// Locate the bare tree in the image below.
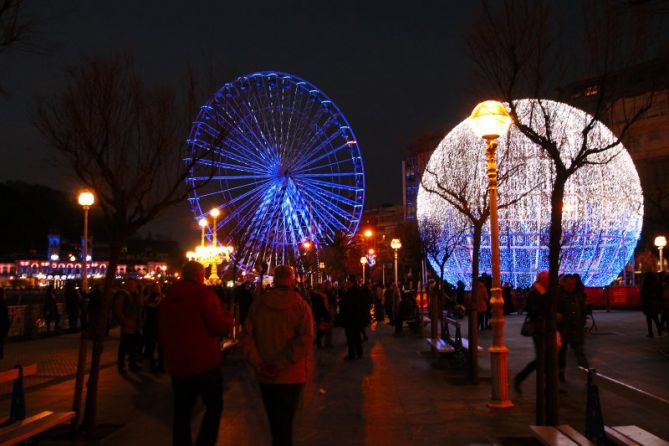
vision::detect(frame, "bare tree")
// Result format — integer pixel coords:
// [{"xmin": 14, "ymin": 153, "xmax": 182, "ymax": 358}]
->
[
  {"xmin": 34, "ymin": 55, "xmax": 214, "ymax": 435},
  {"xmin": 468, "ymin": 0, "xmax": 658, "ymax": 425},
  {"xmin": 420, "ymin": 217, "xmax": 466, "ymax": 289}
]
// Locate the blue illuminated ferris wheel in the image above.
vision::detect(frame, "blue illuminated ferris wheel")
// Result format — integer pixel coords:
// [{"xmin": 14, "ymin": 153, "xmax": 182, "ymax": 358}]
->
[{"xmin": 186, "ymin": 71, "xmax": 365, "ymax": 272}]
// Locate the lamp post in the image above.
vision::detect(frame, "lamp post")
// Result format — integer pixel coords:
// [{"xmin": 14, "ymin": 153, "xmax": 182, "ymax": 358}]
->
[
  {"xmin": 655, "ymin": 236, "xmax": 667, "ymax": 272},
  {"xmin": 301, "ymin": 240, "xmax": 312, "ymax": 286},
  {"xmin": 77, "ymin": 191, "xmax": 95, "ymax": 293},
  {"xmin": 391, "ymin": 238, "xmax": 402, "ymax": 285},
  {"xmin": 198, "ymin": 218, "xmax": 208, "ymax": 247},
  {"xmin": 470, "ymin": 100, "xmax": 513, "ymax": 408},
  {"xmin": 73, "ymin": 190, "xmax": 94, "ymax": 429},
  {"xmin": 360, "ymin": 256, "xmax": 367, "ymax": 283},
  {"xmin": 209, "ymin": 208, "xmax": 221, "ymax": 284}
]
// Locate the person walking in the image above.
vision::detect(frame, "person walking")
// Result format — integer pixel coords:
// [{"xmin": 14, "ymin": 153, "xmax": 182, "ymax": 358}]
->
[
  {"xmin": 557, "ymin": 274, "xmax": 589, "ymax": 381},
  {"xmin": 242, "ymin": 265, "xmax": 313, "ymax": 446},
  {"xmin": 159, "ymin": 261, "xmax": 234, "ymax": 446},
  {"xmin": 143, "ymin": 282, "xmax": 164, "ymax": 373},
  {"xmin": 514, "ymin": 271, "xmax": 549, "ymax": 394},
  {"xmin": 63, "ymin": 281, "xmax": 81, "ymax": 332},
  {"xmin": 339, "ymin": 274, "xmax": 365, "ymax": 358},
  {"xmin": 43, "ymin": 285, "xmax": 60, "ymax": 336},
  {"xmin": 311, "ymin": 284, "xmax": 331, "ymax": 349},
  {"xmin": 475, "ymin": 277, "xmax": 489, "ymax": 331},
  {"xmin": 113, "ymin": 279, "xmax": 143, "ymax": 373},
  {"xmin": 641, "ymin": 272, "xmax": 663, "ymax": 338}
]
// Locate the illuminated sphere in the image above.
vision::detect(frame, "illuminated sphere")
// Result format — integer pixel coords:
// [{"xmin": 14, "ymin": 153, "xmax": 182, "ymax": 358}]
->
[{"xmin": 417, "ymin": 99, "xmax": 643, "ymax": 288}]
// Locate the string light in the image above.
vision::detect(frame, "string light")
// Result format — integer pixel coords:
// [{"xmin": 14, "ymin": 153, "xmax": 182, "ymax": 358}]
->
[{"xmin": 417, "ymin": 99, "xmax": 643, "ymax": 288}]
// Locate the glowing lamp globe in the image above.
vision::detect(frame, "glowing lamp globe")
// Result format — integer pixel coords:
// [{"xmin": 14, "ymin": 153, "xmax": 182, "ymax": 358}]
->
[
  {"xmin": 360, "ymin": 256, "xmax": 368, "ymax": 265},
  {"xmin": 78, "ymin": 191, "xmax": 95, "ymax": 207},
  {"xmin": 210, "ymin": 208, "xmax": 220, "ymax": 218},
  {"xmin": 469, "ymin": 100, "xmax": 513, "ymax": 139},
  {"xmin": 391, "ymin": 239, "xmax": 402, "ymax": 250},
  {"xmin": 198, "ymin": 218, "xmax": 208, "ymax": 228},
  {"xmin": 417, "ymin": 99, "xmax": 643, "ymax": 288},
  {"xmin": 655, "ymin": 236, "xmax": 667, "ymax": 248}
]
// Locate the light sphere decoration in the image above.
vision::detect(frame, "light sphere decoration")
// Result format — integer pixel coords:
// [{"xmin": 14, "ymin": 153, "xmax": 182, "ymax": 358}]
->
[{"xmin": 417, "ymin": 99, "xmax": 643, "ymax": 288}]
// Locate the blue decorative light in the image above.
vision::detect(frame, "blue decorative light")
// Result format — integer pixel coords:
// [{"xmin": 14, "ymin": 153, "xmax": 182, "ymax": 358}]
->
[
  {"xmin": 417, "ymin": 99, "xmax": 643, "ymax": 289},
  {"xmin": 186, "ymin": 72, "xmax": 365, "ymax": 271}
]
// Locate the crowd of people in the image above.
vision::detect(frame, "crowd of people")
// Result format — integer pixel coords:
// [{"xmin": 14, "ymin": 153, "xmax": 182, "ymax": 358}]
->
[{"xmin": 1, "ymin": 262, "xmax": 668, "ymax": 446}]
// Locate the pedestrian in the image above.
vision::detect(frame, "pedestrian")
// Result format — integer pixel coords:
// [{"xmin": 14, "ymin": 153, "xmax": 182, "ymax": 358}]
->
[
  {"xmin": 640, "ymin": 272, "xmax": 663, "ymax": 338},
  {"xmin": 514, "ymin": 271, "xmax": 549, "ymax": 394},
  {"xmin": 384, "ymin": 283, "xmax": 397, "ymax": 326},
  {"xmin": 0, "ymin": 288, "xmax": 10, "ymax": 359},
  {"xmin": 475, "ymin": 277, "xmax": 489, "ymax": 331},
  {"xmin": 360, "ymin": 280, "xmax": 373, "ymax": 341},
  {"xmin": 64, "ymin": 281, "xmax": 81, "ymax": 332},
  {"xmin": 159, "ymin": 261, "xmax": 234, "ymax": 446},
  {"xmin": 144, "ymin": 282, "xmax": 164, "ymax": 373},
  {"xmin": 456, "ymin": 281, "xmax": 465, "ymax": 306},
  {"xmin": 323, "ymin": 281, "xmax": 337, "ymax": 347},
  {"xmin": 374, "ymin": 282, "xmax": 385, "ymax": 322},
  {"xmin": 339, "ymin": 274, "xmax": 365, "ymax": 358},
  {"xmin": 662, "ymin": 274, "xmax": 669, "ymax": 331},
  {"xmin": 113, "ymin": 279, "xmax": 143, "ymax": 373},
  {"xmin": 503, "ymin": 283, "xmax": 514, "ymax": 315},
  {"xmin": 557, "ymin": 274, "xmax": 589, "ymax": 381},
  {"xmin": 241, "ymin": 265, "xmax": 313, "ymax": 446},
  {"xmin": 43, "ymin": 284, "xmax": 60, "ymax": 335},
  {"xmin": 311, "ymin": 284, "xmax": 332, "ymax": 349}
]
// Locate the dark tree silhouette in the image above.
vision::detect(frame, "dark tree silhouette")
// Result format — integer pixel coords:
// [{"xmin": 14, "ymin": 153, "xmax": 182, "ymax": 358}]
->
[
  {"xmin": 468, "ymin": 0, "xmax": 658, "ymax": 425},
  {"xmin": 35, "ymin": 55, "xmax": 214, "ymax": 435}
]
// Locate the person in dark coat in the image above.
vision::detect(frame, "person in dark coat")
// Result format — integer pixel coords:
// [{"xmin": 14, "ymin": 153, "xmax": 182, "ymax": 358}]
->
[
  {"xmin": 63, "ymin": 281, "xmax": 81, "ymax": 332},
  {"xmin": 514, "ymin": 271, "xmax": 549, "ymax": 394},
  {"xmin": 557, "ymin": 274, "xmax": 589, "ymax": 381},
  {"xmin": 0, "ymin": 288, "xmax": 10, "ymax": 359},
  {"xmin": 360, "ymin": 282, "xmax": 373, "ymax": 341},
  {"xmin": 339, "ymin": 275, "xmax": 365, "ymax": 360},
  {"xmin": 310, "ymin": 285, "xmax": 332, "ymax": 349},
  {"xmin": 235, "ymin": 282, "xmax": 254, "ymax": 326},
  {"xmin": 641, "ymin": 272, "xmax": 663, "ymax": 338},
  {"xmin": 503, "ymin": 283, "xmax": 514, "ymax": 315},
  {"xmin": 143, "ymin": 282, "xmax": 164, "ymax": 373},
  {"xmin": 43, "ymin": 285, "xmax": 60, "ymax": 335}
]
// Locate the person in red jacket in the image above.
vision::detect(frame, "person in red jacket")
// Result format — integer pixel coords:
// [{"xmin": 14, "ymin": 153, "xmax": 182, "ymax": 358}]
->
[
  {"xmin": 159, "ymin": 261, "xmax": 233, "ymax": 446},
  {"xmin": 242, "ymin": 265, "xmax": 313, "ymax": 446}
]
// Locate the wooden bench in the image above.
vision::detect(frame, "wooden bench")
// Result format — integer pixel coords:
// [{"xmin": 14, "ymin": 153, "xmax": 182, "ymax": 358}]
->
[
  {"xmin": 0, "ymin": 364, "xmax": 75, "ymax": 446},
  {"xmin": 441, "ymin": 312, "xmax": 483, "ymax": 353},
  {"xmin": 531, "ymin": 424, "xmax": 595, "ymax": 446},
  {"xmin": 604, "ymin": 425, "xmax": 669, "ymax": 446},
  {"xmin": 579, "ymin": 367, "xmax": 669, "ymax": 445},
  {"xmin": 425, "ymin": 337, "xmax": 455, "ymax": 355}
]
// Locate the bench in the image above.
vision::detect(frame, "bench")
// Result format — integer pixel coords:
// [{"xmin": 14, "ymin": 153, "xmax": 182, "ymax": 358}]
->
[
  {"xmin": 579, "ymin": 367, "xmax": 669, "ymax": 445},
  {"xmin": 0, "ymin": 364, "xmax": 75, "ymax": 446},
  {"xmin": 425, "ymin": 337, "xmax": 455, "ymax": 355},
  {"xmin": 441, "ymin": 312, "xmax": 483, "ymax": 353},
  {"xmin": 604, "ymin": 425, "xmax": 669, "ymax": 446},
  {"xmin": 530, "ymin": 424, "xmax": 595, "ymax": 446}
]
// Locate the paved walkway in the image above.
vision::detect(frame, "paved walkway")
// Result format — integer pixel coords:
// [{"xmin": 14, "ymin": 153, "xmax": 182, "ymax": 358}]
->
[{"xmin": 0, "ymin": 310, "xmax": 666, "ymax": 445}]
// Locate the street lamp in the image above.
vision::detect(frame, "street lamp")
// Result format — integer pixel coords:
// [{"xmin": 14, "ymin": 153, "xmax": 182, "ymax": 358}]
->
[
  {"xmin": 655, "ymin": 236, "xmax": 667, "ymax": 272},
  {"xmin": 198, "ymin": 218, "xmax": 208, "ymax": 247},
  {"xmin": 77, "ymin": 191, "xmax": 95, "ymax": 293},
  {"xmin": 209, "ymin": 208, "xmax": 221, "ymax": 284},
  {"xmin": 470, "ymin": 100, "xmax": 513, "ymax": 408},
  {"xmin": 360, "ymin": 256, "xmax": 368, "ymax": 283},
  {"xmin": 390, "ymin": 238, "xmax": 402, "ymax": 285}
]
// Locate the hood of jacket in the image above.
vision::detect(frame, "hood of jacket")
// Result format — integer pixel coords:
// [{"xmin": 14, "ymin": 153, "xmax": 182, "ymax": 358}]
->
[{"xmin": 260, "ymin": 286, "xmax": 302, "ymax": 310}]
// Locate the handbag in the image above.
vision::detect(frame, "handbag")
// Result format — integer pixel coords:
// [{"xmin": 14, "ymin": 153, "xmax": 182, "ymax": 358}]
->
[{"xmin": 520, "ymin": 315, "xmax": 535, "ymax": 337}]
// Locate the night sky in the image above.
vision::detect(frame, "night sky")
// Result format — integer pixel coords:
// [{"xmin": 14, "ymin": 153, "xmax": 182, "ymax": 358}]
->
[{"xmin": 1, "ymin": 1, "xmax": 485, "ymax": 244}]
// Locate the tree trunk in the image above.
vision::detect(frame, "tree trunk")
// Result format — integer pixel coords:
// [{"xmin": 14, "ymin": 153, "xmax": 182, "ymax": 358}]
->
[
  {"xmin": 82, "ymin": 238, "xmax": 123, "ymax": 436},
  {"xmin": 544, "ymin": 178, "xmax": 566, "ymax": 425},
  {"xmin": 468, "ymin": 223, "xmax": 482, "ymax": 384}
]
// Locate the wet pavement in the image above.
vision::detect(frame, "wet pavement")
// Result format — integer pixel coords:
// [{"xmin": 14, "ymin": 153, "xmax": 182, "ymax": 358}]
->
[{"xmin": 0, "ymin": 309, "xmax": 667, "ymax": 445}]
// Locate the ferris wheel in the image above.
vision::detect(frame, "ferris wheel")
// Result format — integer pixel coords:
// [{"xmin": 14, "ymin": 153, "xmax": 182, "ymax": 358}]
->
[{"xmin": 186, "ymin": 71, "xmax": 365, "ymax": 272}]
